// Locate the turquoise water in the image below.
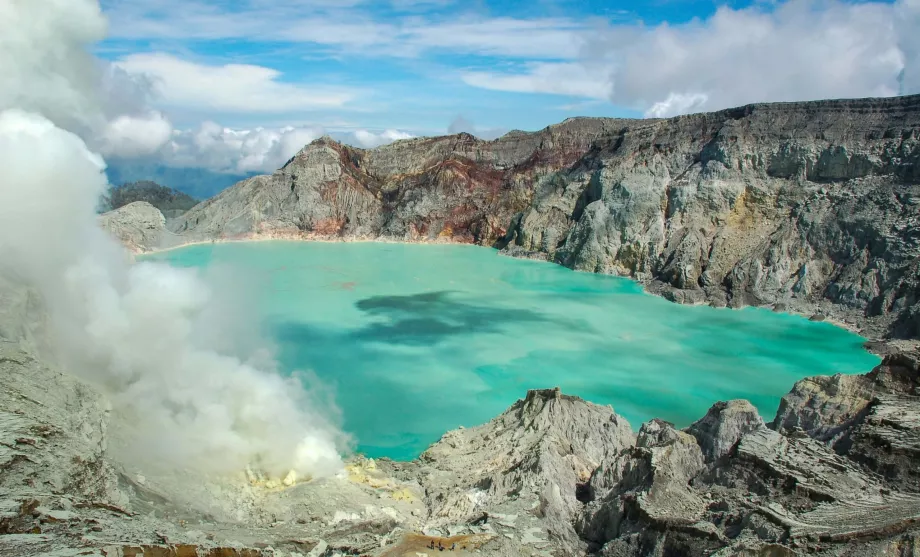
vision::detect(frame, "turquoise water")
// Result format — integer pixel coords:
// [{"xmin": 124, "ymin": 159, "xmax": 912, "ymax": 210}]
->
[{"xmin": 146, "ymin": 241, "xmax": 880, "ymax": 460}]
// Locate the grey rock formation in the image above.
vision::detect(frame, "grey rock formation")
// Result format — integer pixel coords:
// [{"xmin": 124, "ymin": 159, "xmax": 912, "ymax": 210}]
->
[
  {"xmin": 774, "ymin": 343, "xmax": 920, "ymax": 492},
  {"xmin": 406, "ymin": 387, "xmax": 634, "ymax": 555},
  {"xmin": 507, "ymin": 96, "xmax": 920, "ymax": 339},
  {"xmin": 97, "ymin": 201, "xmax": 170, "ymax": 253},
  {"xmin": 578, "ymin": 368, "xmax": 920, "ymax": 556},
  {"xmin": 169, "ymin": 119, "xmax": 621, "ymax": 246},
  {"xmin": 687, "ymin": 399, "xmax": 765, "ymax": 461}
]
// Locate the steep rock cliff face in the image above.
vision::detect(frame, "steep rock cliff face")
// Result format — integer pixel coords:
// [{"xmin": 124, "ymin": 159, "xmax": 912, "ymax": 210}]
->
[
  {"xmin": 169, "ymin": 118, "xmax": 623, "ymax": 245},
  {"xmin": 505, "ymin": 96, "xmax": 920, "ymax": 338}
]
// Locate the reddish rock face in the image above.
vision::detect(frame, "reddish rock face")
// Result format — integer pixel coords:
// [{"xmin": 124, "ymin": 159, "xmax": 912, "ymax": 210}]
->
[{"xmin": 168, "ymin": 117, "xmax": 625, "ymax": 246}]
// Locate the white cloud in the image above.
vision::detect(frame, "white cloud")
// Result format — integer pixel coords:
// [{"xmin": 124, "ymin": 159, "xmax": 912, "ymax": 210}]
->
[
  {"xmin": 161, "ymin": 123, "xmax": 322, "ymax": 173},
  {"xmin": 116, "ymin": 53, "xmax": 354, "ymax": 113},
  {"xmin": 351, "ymin": 128, "xmax": 414, "ymax": 148},
  {"xmin": 155, "ymin": 122, "xmax": 416, "ymax": 173},
  {"xmin": 99, "ymin": 112, "xmax": 174, "ymax": 158},
  {"xmin": 459, "ymin": 0, "xmax": 917, "ymax": 116},
  {"xmin": 0, "ymin": 0, "xmax": 172, "ymax": 156},
  {"xmin": 602, "ymin": 0, "xmax": 908, "ymax": 116},
  {"xmin": 462, "ymin": 62, "xmax": 613, "ymax": 100}
]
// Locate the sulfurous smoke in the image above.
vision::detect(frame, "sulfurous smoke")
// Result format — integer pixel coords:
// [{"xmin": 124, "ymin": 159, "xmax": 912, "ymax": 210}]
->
[{"xmin": 0, "ymin": 0, "xmax": 346, "ymax": 480}]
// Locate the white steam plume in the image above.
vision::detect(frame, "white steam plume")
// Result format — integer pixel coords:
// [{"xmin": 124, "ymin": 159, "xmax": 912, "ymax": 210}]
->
[
  {"xmin": 0, "ymin": 0, "xmax": 172, "ymax": 157},
  {"xmin": 0, "ymin": 0, "xmax": 345, "ymax": 479}
]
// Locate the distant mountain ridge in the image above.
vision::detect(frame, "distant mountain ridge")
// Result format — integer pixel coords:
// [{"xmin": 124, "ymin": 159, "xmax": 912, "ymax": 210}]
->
[
  {"xmin": 101, "ymin": 180, "xmax": 199, "ymax": 218},
  {"xmin": 105, "ymin": 162, "xmax": 256, "ymax": 199}
]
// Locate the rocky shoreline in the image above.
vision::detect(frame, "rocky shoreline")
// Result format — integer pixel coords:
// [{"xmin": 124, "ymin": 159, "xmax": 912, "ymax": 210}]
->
[
  {"xmin": 111, "ymin": 214, "xmax": 885, "ymax": 345},
  {"xmin": 2, "ymin": 306, "xmax": 919, "ymax": 556}
]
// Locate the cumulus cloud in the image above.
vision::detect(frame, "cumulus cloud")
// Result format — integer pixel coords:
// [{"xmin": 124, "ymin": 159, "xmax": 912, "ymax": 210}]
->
[
  {"xmin": 462, "ymin": 0, "xmax": 916, "ymax": 117},
  {"xmin": 160, "ymin": 123, "xmax": 324, "ymax": 173},
  {"xmin": 116, "ymin": 53, "xmax": 354, "ymax": 112},
  {"xmin": 155, "ymin": 123, "xmax": 416, "ymax": 173},
  {"xmin": 351, "ymin": 128, "xmax": 414, "ymax": 148},
  {"xmin": 603, "ymin": 0, "xmax": 908, "ymax": 116},
  {"xmin": 0, "ymin": 0, "xmax": 172, "ymax": 156},
  {"xmin": 462, "ymin": 62, "xmax": 613, "ymax": 100},
  {"xmin": 0, "ymin": 0, "xmax": 346, "ymax": 480},
  {"xmin": 99, "ymin": 112, "xmax": 174, "ymax": 158}
]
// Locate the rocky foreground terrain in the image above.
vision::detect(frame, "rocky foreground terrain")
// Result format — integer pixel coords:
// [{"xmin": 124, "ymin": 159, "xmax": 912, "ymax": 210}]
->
[
  {"xmin": 3, "ymin": 263, "xmax": 920, "ymax": 556},
  {"xmin": 107, "ymin": 94, "xmax": 920, "ymax": 340}
]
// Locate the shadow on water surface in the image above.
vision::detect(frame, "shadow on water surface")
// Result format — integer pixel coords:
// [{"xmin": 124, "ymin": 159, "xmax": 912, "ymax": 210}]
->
[
  {"xmin": 270, "ymin": 290, "xmax": 602, "ymax": 456},
  {"xmin": 351, "ymin": 290, "xmax": 595, "ymax": 345}
]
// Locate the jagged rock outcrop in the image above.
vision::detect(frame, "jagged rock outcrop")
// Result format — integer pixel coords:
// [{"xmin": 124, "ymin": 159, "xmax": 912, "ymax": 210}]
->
[
  {"xmin": 4, "ymin": 269, "xmax": 920, "ymax": 557},
  {"xmin": 98, "ymin": 95, "xmax": 920, "ymax": 340},
  {"xmin": 774, "ymin": 342, "xmax": 920, "ymax": 492},
  {"xmin": 399, "ymin": 387, "xmax": 635, "ymax": 555},
  {"xmin": 577, "ymin": 345, "xmax": 920, "ymax": 556},
  {"xmin": 687, "ymin": 399, "xmax": 765, "ymax": 461},
  {"xmin": 98, "ymin": 201, "xmax": 171, "ymax": 253}
]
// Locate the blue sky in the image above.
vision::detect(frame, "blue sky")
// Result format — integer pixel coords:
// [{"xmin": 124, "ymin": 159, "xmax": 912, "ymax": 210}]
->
[{"xmin": 90, "ymin": 0, "xmax": 914, "ymax": 173}]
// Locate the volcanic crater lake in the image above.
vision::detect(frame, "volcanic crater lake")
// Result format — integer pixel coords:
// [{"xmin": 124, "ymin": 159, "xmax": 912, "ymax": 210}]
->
[{"xmin": 147, "ymin": 241, "xmax": 880, "ymax": 460}]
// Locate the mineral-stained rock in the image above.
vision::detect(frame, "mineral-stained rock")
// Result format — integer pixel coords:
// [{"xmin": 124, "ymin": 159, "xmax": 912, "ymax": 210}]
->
[{"xmin": 168, "ymin": 119, "xmax": 622, "ymax": 248}]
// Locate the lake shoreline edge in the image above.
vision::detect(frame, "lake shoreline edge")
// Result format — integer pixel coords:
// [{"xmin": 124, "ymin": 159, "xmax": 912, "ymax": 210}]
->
[{"xmin": 137, "ymin": 231, "xmax": 890, "ymax": 357}]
